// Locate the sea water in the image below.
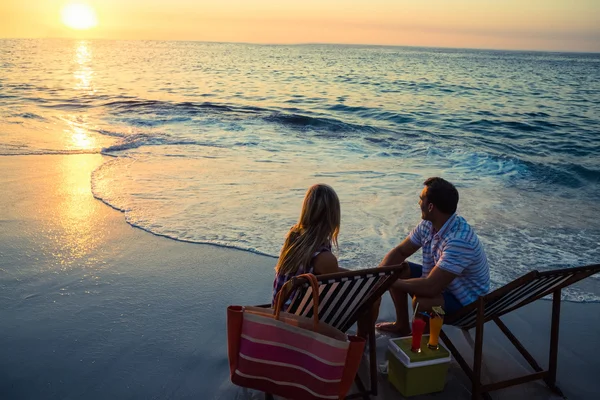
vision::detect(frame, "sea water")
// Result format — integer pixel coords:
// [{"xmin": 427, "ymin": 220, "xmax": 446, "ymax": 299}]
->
[{"xmin": 1, "ymin": 39, "xmax": 599, "ymax": 301}]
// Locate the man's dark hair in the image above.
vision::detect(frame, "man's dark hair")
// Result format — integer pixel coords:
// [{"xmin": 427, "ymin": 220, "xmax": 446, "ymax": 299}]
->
[{"xmin": 423, "ymin": 177, "xmax": 459, "ymax": 214}]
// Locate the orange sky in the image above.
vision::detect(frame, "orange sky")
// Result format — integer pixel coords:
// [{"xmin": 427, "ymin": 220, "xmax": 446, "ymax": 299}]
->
[{"xmin": 1, "ymin": 0, "xmax": 599, "ymax": 52}]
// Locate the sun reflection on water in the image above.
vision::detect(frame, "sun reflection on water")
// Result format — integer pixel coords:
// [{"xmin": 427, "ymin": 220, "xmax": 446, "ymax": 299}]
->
[
  {"xmin": 61, "ymin": 115, "xmax": 97, "ymax": 151},
  {"xmin": 47, "ymin": 41, "xmax": 101, "ymax": 152},
  {"xmin": 71, "ymin": 124, "xmax": 95, "ymax": 149},
  {"xmin": 51, "ymin": 155, "xmax": 104, "ymax": 269},
  {"xmin": 74, "ymin": 41, "xmax": 94, "ymax": 93}
]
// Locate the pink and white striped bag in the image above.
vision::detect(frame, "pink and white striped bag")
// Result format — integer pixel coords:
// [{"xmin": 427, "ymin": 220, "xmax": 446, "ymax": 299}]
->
[{"xmin": 227, "ymin": 274, "xmax": 365, "ymax": 400}]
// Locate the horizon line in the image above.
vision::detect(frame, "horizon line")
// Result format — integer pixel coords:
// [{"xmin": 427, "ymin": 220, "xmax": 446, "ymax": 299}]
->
[{"xmin": 1, "ymin": 36, "xmax": 599, "ymax": 55}]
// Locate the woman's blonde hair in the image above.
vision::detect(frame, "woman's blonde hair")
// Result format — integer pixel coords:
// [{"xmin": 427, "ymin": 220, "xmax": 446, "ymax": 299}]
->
[{"xmin": 275, "ymin": 184, "xmax": 340, "ymax": 276}]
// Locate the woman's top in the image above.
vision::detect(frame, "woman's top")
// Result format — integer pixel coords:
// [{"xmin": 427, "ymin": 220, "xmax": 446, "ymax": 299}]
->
[{"xmin": 271, "ymin": 243, "xmax": 332, "ymax": 307}]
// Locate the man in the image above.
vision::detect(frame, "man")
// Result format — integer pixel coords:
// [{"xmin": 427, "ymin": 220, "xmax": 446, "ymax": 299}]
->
[{"xmin": 376, "ymin": 177, "xmax": 490, "ymax": 335}]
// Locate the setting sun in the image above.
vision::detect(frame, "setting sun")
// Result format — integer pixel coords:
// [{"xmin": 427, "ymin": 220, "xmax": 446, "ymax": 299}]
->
[{"xmin": 61, "ymin": 3, "xmax": 98, "ymax": 30}]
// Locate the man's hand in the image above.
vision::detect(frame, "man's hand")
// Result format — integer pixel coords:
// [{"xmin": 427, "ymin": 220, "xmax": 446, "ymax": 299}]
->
[{"xmin": 394, "ymin": 266, "xmax": 457, "ymax": 298}]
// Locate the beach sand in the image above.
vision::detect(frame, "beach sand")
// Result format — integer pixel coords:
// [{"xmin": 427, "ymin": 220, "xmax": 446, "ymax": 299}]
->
[{"xmin": 0, "ymin": 154, "xmax": 598, "ymax": 399}]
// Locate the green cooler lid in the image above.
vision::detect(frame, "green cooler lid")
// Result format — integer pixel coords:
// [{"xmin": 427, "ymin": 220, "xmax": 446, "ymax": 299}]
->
[{"xmin": 389, "ymin": 336, "xmax": 450, "ymax": 364}]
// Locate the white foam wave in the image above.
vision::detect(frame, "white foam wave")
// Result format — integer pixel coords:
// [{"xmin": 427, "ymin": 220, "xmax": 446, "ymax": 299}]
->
[{"xmin": 91, "ymin": 141, "xmax": 600, "ymax": 303}]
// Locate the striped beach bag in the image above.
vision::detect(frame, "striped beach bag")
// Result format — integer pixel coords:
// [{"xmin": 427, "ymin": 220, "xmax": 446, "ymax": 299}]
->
[{"xmin": 227, "ymin": 273, "xmax": 366, "ymax": 400}]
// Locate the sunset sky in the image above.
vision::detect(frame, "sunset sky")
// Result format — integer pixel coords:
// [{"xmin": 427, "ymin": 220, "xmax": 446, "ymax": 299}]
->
[{"xmin": 1, "ymin": 0, "xmax": 599, "ymax": 52}]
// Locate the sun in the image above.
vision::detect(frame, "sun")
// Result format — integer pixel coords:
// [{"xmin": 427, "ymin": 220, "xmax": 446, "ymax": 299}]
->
[{"xmin": 61, "ymin": 3, "xmax": 98, "ymax": 30}]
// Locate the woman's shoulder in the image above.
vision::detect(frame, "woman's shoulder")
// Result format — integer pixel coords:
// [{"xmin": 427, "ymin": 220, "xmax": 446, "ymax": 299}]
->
[{"xmin": 312, "ymin": 250, "xmax": 338, "ymax": 275}]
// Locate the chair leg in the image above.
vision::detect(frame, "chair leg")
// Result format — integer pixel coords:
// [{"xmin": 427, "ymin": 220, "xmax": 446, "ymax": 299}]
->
[
  {"xmin": 345, "ymin": 309, "xmax": 376, "ymax": 400},
  {"xmin": 545, "ymin": 288, "xmax": 564, "ymax": 396},
  {"xmin": 472, "ymin": 297, "xmax": 485, "ymax": 400},
  {"xmin": 368, "ymin": 313, "xmax": 378, "ymax": 396}
]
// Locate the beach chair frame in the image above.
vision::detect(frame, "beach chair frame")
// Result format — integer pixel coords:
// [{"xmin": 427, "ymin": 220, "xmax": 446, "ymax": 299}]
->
[
  {"xmin": 440, "ymin": 264, "xmax": 600, "ymax": 400},
  {"xmin": 262, "ymin": 265, "xmax": 405, "ymax": 400}
]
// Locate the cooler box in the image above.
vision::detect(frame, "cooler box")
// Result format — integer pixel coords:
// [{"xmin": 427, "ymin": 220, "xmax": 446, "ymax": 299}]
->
[{"xmin": 386, "ymin": 335, "xmax": 451, "ymax": 397}]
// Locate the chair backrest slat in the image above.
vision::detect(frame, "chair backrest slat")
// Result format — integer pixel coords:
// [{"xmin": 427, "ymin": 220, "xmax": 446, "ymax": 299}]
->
[
  {"xmin": 499, "ymin": 273, "xmax": 572, "ymax": 315},
  {"xmin": 317, "ymin": 281, "xmax": 344, "ymax": 320},
  {"xmin": 450, "ymin": 274, "xmax": 543, "ymax": 328},
  {"xmin": 452, "ymin": 273, "xmax": 578, "ymax": 329},
  {"xmin": 298, "ymin": 274, "xmax": 382, "ymax": 331},
  {"xmin": 338, "ymin": 275, "xmax": 381, "ymax": 331},
  {"xmin": 485, "ymin": 275, "xmax": 560, "ymax": 317},
  {"xmin": 320, "ymin": 280, "xmax": 354, "ymax": 324},
  {"xmin": 448, "ymin": 264, "xmax": 600, "ymax": 330},
  {"xmin": 287, "ymin": 266, "xmax": 403, "ymax": 332},
  {"xmin": 327, "ymin": 275, "xmax": 372, "ymax": 328}
]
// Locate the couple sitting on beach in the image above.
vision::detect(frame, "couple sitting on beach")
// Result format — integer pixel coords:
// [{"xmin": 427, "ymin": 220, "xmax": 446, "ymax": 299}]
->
[{"xmin": 272, "ymin": 177, "xmax": 490, "ymax": 336}]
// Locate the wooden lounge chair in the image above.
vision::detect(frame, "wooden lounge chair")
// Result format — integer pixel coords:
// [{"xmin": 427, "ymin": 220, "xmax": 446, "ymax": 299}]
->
[
  {"xmin": 441, "ymin": 263, "xmax": 600, "ymax": 400},
  {"xmin": 262, "ymin": 265, "xmax": 405, "ymax": 400}
]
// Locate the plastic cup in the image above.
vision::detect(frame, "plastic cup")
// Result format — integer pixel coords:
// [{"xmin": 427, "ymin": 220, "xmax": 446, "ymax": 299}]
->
[
  {"xmin": 411, "ymin": 318, "xmax": 426, "ymax": 352},
  {"xmin": 428, "ymin": 315, "xmax": 443, "ymax": 349}
]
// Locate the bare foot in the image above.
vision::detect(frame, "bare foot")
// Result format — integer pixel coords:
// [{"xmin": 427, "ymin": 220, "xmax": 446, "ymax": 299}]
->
[{"xmin": 375, "ymin": 321, "xmax": 411, "ymax": 336}]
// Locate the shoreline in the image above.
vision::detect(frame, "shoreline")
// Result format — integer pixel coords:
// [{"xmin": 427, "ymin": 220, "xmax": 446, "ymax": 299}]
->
[
  {"xmin": 1, "ymin": 154, "xmax": 599, "ymax": 400},
  {"xmin": 92, "ymin": 189, "xmax": 279, "ymax": 260}
]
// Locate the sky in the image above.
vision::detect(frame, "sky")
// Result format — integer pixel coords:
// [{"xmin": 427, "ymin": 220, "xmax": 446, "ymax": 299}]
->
[{"xmin": 1, "ymin": 0, "xmax": 599, "ymax": 52}]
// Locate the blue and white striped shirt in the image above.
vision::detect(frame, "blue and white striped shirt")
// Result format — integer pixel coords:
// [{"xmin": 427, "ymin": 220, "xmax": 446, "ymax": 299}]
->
[{"xmin": 408, "ymin": 214, "xmax": 490, "ymax": 306}]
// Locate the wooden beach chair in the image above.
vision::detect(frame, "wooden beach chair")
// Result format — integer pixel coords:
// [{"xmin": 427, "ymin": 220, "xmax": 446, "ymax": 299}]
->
[
  {"xmin": 440, "ymin": 263, "xmax": 600, "ymax": 400},
  {"xmin": 262, "ymin": 265, "xmax": 405, "ymax": 400}
]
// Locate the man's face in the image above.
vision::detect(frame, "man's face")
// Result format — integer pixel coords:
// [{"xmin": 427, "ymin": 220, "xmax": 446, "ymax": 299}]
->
[{"xmin": 419, "ymin": 187, "xmax": 432, "ymax": 220}]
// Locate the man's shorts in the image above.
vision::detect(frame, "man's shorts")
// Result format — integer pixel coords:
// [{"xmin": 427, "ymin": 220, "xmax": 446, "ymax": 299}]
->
[{"xmin": 407, "ymin": 262, "xmax": 463, "ymax": 315}]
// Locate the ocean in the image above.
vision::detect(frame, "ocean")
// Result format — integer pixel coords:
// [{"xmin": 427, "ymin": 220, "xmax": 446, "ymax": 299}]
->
[{"xmin": 1, "ymin": 39, "xmax": 599, "ymax": 301}]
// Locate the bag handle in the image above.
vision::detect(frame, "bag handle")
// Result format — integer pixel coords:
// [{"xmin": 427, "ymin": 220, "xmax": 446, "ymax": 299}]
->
[{"xmin": 274, "ymin": 273, "xmax": 320, "ymax": 332}]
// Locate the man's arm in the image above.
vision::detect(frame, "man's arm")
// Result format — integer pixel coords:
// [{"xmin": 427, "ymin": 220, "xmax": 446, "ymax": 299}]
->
[
  {"xmin": 380, "ymin": 237, "xmax": 420, "ymax": 267},
  {"xmin": 392, "ymin": 266, "xmax": 457, "ymax": 298}
]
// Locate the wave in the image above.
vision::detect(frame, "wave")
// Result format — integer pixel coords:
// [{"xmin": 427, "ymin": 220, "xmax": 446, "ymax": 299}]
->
[
  {"xmin": 4, "ymin": 90, "xmax": 598, "ymax": 190},
  {"xmin": 94, "ymin": 102, "xmax": 598, "ymax": 189},
  {"xmin": 327, "ymin": 104, "xmax": 415, "ymax": 125},
  {"xmin": 263, "ymin": 112, "xmax": 378, "ymax": 134},
  {"xmin": 0, "ymin": 148, "xmax": 100, "ymax": 156},
  {"xmin": 102, "ymin": 99, "xmax": 263, "ymax": 115},
  {"xmin": 464, "ymin": 118, "xmax": 551, "ymax": 133},
  {"xmin": 16, "ymin": 112, "xmax": 46, "ymax": 121},
  {"xmin": 522, "ymin": 160, "xmax": 600, "ymax": 188},
  {"xmin": 38, "ymin": 98, "xmax": 95, "ymax": 109},
  {"xmin": 101, "ymin": 134, "xmax": 167, "ymax": 153},
  {"xmin": 100, "ymin": 98, "xmax": 383, "ymax": 135}
]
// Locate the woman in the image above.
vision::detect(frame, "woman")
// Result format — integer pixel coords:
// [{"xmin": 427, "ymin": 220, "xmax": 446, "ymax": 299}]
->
[{"xmin": 272, "ymin": 184, "xmax": 341, "ymax": 305}]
